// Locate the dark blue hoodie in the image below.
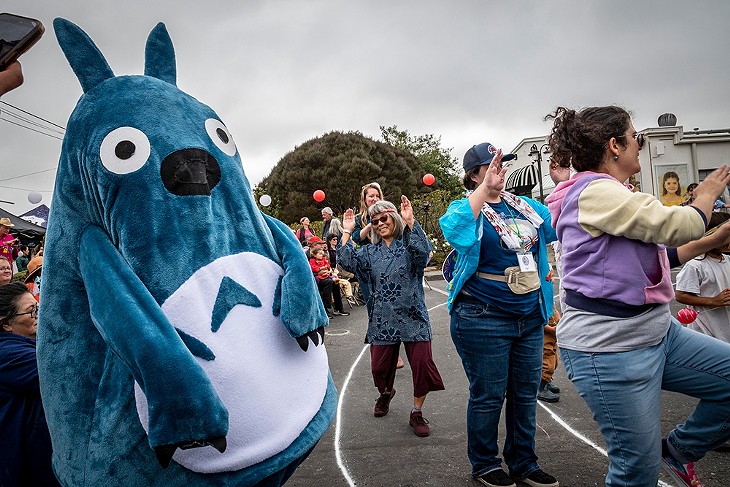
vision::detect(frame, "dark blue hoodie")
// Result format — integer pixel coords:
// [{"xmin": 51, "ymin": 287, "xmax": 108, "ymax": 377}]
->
[{"xmin": 0, "ymin": 332, "xmax": 58, "ymax": 486}]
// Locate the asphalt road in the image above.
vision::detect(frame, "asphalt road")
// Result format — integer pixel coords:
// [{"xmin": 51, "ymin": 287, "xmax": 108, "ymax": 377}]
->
[{"xmin": 286, "ymin": 277, "xmax": 730, "ymax": 487}]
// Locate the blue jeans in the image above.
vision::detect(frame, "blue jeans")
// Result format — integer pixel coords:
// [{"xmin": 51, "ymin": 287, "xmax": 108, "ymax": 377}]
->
[
  {"xmin": 450, "ymin": 297, "xmax": 545, "ymax": 478},
  {"xmin": 561, "ymin": 320, "xmax": 730, "ymax": 487}
]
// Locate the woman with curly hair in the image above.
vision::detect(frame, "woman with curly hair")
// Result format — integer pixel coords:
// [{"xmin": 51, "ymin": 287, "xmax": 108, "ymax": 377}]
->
[
  {"xmin": 339, "ymin": 196, "xmax": 443, "ymax": 437},
  {"xmin": 545, "ymin": 105, "xmax": 730, "ymax": 486}
]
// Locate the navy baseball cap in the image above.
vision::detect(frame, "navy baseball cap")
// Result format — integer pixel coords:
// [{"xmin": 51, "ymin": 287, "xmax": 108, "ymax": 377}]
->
[{"xmin": 463, "ymin": 143, "xmax": 517, "ymax": 172}]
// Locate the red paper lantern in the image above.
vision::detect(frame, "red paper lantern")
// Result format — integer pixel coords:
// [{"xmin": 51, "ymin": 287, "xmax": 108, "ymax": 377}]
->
[
  {"xmin": 676, "ymin": 308, "xmax": 698, "ymax": 325},
  {"xmin": 313, "ymin": 190, "xmax": 325, "ymax": 202},
  {"xmin": 422, "ymin": 173, "xmax": 435, "ymax": 186}
]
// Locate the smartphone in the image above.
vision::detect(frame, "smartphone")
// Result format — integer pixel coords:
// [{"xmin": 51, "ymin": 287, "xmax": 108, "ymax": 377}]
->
[{"xmin": 0, "ymin": 13, "xmax": 44, "ymax": 70}]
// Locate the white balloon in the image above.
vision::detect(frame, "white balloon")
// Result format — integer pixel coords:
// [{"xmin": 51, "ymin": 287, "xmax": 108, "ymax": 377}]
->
[
  {"xmin": 28, "ymin": 192, "xmax": 42, "ymax": 204},
  {"xmin": 259, "ymin": 194, "xmax": 272, "ymax": 207}
]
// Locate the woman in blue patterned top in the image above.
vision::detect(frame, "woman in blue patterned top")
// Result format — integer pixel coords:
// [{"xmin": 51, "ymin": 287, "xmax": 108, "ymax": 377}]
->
[{"xmin": 339, "ymin": 196, "xmax": 444, "ymax": 437}]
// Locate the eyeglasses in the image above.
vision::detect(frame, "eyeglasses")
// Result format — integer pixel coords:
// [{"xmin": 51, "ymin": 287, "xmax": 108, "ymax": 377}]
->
[
  {"xmin": 635, "ymin": 133, "xmax": 645, "ymax": 150},
  {"xmin": 0, "ymin": 267, "xmax": 11, "ymax": 272},
  {"xmin": 616, "ymin": 133, "xmax": 645, "ymax": 150},
  {"xmin": 371, "ymin": 215, "xmax": 390, "ymax": 225},
  {"xmin": 15, "ymin": 303, "xmax": 38, "ymax": 319}
]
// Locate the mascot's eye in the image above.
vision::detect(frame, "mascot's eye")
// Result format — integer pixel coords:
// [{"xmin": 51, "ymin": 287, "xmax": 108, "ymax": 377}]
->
[
  {"xmin": 100, "ymin": 127, "xmax": 151, "ymax": 174},
  {"xmin": 205, "ymin": 118, "xmax": 237, "ymax": 157}
]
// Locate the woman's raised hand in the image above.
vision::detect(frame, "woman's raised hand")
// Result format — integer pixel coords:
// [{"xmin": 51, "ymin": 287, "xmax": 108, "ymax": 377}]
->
[
  {"xmin": 400, "ymin": 195, "xmax": 415, "ymax": 228},
  {"xmin": 480, "ymin": 150, "xmax": 508, "ymax": 195},
  {"xmin": 343, "ymin": 208, "xmax": 356, "ymax": 232},
  {"xmin": 691, "ymin": 165, "xmax": 730, "ymax": 220}
]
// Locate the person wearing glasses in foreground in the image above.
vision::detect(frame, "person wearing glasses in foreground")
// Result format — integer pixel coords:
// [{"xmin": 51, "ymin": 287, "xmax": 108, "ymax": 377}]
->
[
  {"xmin": 544, "ymin": 105, "xmax": 730, "ymax": 487},
  {"xmin": 0, "ymin": 282, "xmax": 59, "ymax": 486},
  {"xmin": 440, "ymin": 143, "xmax": 559, "ymax": 487},
  {"xmin": 338, "ymin": 196, "xmax": 444, "ymax": 437}
]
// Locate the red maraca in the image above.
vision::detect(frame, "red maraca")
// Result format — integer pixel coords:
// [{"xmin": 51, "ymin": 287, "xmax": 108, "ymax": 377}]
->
[
  {"xmin": 313, "ymin": 190, "xmax": 325, "ymax": 202},
  {"xmin": 423, "ymin": 173, "xmax": 435, "ymax": 186},
  {"xmin": 676, "ymin": 308, "xmax": 698, "ymax": 325}
]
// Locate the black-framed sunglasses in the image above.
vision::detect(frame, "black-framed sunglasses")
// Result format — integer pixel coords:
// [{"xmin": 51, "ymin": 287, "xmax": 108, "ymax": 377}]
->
[
  {"xmin": 616, "ymin": 133, "xmax": 645, "ymax": 150},
  {"xmin": 635, "ymin": 133, "xmax": 645, "ymax": 150},
  {"xmin": 371, "ymin": 215, "xmax": 390, "ymax": 225},
  {"xmin": 15, "ymin": 303, "xmax": 39, "ymax": 319}
]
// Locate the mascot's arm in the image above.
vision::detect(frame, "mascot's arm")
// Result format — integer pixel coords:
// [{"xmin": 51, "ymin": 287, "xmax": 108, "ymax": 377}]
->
[
  {"xmin": 79, "ymin": 225, "xmax": 228, "ymax": 466},
  {"xmin": 263, "ymin": 214, "xmax": 328, "ymax": 351}
]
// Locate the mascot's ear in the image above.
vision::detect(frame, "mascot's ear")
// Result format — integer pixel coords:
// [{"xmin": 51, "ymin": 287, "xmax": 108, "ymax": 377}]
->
[
  {"xmin": 54, "ymin": 18, "xmax": 115, "ymax": 93},
  {"xmin": 144, "ymin": 23, "xmax": 176, "ymax": 86}
]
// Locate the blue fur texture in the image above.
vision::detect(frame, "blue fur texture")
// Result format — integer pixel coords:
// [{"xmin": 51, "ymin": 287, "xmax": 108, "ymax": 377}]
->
[{"xmin": 37, "ymin": 18, "xmax": 336, "ymax": 486}]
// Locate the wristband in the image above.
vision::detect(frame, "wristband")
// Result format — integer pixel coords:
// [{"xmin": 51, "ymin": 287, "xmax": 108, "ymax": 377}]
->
[{"xmin": 343, "ymin": 230, "xmax": 352, "ymax": 235}]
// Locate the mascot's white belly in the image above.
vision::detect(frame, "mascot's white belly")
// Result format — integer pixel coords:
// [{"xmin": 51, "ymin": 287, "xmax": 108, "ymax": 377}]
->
[{"xmin": 134, "ymin": 252, "xmax": 329, "ymax": 473}]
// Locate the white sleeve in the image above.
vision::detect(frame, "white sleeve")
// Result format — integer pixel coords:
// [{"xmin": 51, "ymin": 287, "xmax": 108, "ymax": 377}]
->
[{"xmin": 675, "ymin": 260, "xmax": 703, "ymax": 295}]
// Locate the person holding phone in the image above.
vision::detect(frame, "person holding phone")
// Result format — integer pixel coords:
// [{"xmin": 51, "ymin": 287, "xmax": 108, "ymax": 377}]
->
[
  {"xmin": 0, "ymin": 60, "xmax": 23, "ymax": 96},
  {"xmin": 0, "ymin": 12, "xmax": 45, "ymax": 97}
]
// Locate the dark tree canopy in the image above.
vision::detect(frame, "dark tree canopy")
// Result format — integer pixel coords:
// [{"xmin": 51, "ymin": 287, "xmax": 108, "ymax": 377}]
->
[{"xmin": 256, "ymin": 131, "xmax": 428, "ymax": 224}]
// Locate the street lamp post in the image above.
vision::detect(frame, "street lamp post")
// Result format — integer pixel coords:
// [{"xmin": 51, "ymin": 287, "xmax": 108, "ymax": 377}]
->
[{"xmin": 529, "ymin": 143, "xmax": 549, "ymax": 203}]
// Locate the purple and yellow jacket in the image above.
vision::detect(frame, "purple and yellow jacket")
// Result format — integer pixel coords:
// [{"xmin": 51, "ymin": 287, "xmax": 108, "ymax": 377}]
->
[{"xmin": 546, "ymin": 172, "xmax": 706, "ymax": 317}]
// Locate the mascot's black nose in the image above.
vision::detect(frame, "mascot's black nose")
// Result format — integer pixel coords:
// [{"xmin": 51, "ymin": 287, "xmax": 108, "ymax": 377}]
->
[{"xmin": 160, "ymin": 148, "xmax": 221, "ymax": 196}]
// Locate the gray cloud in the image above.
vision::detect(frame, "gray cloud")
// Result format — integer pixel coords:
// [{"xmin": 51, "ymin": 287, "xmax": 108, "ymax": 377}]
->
[{"xmin": 2, "ymin": 0, "xmax": 728, "ymax": 215}]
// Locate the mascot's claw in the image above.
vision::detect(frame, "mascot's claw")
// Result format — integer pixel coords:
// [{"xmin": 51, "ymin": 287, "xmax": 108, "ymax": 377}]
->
[
  {"xmin": 155, "ymin": 436, "xmax": 227, "ymax": 468},
  {"xmin": 296, "ymin": 327, "xmax": 326, "ymax": 352}
]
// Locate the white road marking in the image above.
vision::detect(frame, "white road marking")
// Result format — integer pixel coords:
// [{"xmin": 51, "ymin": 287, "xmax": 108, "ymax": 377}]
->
[
  {"xmin": 334, "ymin": 343, "xmax": 368, "ymax": 487},
  {"xmin": 425, "ymin": 282, "xmax": 449, "ymax": 297},
  {"xmin": 325, "ymin": 329, "xmax": 350, "ymax": 336}
]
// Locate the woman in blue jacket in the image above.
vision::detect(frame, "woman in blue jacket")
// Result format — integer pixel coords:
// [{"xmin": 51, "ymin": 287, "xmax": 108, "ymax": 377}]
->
[
  {"xmin": 440, "ymin": 142, "xmax": 558, "ymax": 487},
  {"xmin": 0, "ymin": 282, "xmax": 59, "ymax": 487}
]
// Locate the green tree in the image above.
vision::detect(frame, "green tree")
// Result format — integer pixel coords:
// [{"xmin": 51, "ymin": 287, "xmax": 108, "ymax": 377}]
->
[
  {"xmin": 379, "ymin": 125, "xmax": 463, "ymax": 200},
  {"xmin": 256, "ymin": 131, "xmax": 426, "ymax": 224}
]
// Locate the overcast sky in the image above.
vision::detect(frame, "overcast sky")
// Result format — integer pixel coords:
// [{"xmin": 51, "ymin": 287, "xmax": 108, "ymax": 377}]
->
[{"xmin": 1, "ymin": 0, "xmax": 728, "ymax": 215}]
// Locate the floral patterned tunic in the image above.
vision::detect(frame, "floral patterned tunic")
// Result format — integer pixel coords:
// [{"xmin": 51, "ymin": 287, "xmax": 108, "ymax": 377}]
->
[{"xmin": 338, "ymin": 221, "xmax": 433, "ymax": 345}]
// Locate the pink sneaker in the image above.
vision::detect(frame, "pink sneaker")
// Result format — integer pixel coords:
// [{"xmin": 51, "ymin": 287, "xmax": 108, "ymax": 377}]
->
[{"xmin": 661, "ymin": 448, "xmax": 703, "ymax": 487}]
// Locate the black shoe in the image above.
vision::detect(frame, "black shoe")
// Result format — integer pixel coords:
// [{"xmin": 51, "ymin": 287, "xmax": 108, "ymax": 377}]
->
[
  {"xmin": 476, "ymin": 469, "xmax": 516, "ymax": 487},
  {"xmin": 332, "ymin": 310, "xmax": 350, "ymax": 316},
  {"xmin": 537, "ymin": 388, "xmax": 560, "ymax": 403},
  {"xmin": 545, "ymin": 380, "xmax": 560, "ymax": 394},
  {"xmin": 325, "ymin": 309, "xmax": 334, "ymax": 318},
  {"xmin": 518, "ymin": 469, "xmax": 559, "ymax": 487}
]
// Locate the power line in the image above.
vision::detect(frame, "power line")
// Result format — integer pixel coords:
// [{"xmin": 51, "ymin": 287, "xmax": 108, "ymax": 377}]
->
[
  {"xmin": 0, "ymin": 167, "xmax": 58, "ymax": 183},
  {"xmin": 0, "ymin": 100, "xmax": 65, "ymax": 130},
  {"xmin": 0, "ymin": 184, "xmax": 53, "ymax": 192},
  {"xmin": 0, "ymin": 117, "xmax": 64, "ymax": 140},
  {"xmin": 1, "ymin": 109, "xmax": 65, "ymax": 135}
]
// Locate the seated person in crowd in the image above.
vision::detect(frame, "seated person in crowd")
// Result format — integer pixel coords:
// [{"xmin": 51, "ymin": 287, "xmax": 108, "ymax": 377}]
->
[
  {"xmin": 305, "ymin": 235, "xmax": 326, "ymax": 259},
  {"xmin": 309, "ymin": 247, "xmax": 348, "ymax": 318}
]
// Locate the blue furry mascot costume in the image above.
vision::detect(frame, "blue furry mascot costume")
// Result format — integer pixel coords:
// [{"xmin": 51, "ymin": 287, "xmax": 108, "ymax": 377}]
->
[{"xmin": 36, "ymin": 18, "xmax": 336, "ymax": 486}]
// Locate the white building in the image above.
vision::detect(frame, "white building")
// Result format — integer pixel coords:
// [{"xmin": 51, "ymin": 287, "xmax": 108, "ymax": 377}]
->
[{"xmin": 506, "ymin": 116, "xmax": 730, "ymax": 203}]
